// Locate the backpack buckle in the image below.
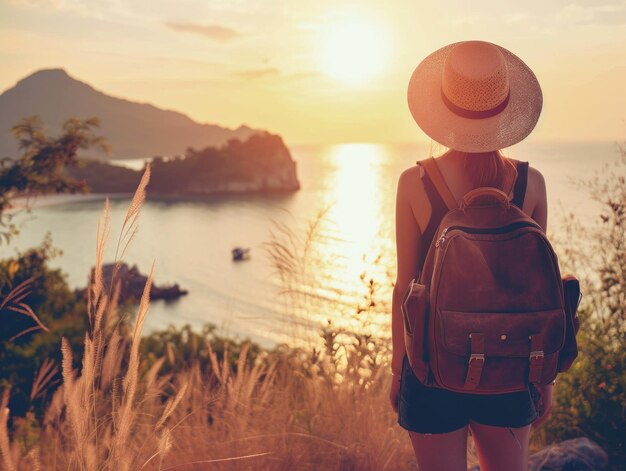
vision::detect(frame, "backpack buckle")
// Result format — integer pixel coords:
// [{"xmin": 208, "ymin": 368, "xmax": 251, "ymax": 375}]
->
[
  {"xmin": 464, "ymin": 333, "xmax": 486, "ymax": 389},
  {"xmin": 528, "ymin": 334, "xmax": 545, "ymax": 384},
  {"xmin": 469, "ymin": 353, "xmax": 485, "ymax": 363}
]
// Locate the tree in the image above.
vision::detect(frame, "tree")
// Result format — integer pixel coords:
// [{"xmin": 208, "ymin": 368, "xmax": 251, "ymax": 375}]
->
[
  {"xmin": 0, "ymin": 115, "xmax": 108, "ymax": 416},
  {"xmin": 0, "ymin": 115, "xmax": 108, "ymax": 244}
]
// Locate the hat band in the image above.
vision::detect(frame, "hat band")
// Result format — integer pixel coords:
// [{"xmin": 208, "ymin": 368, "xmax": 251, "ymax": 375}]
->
[{"xmin": 441, "ymin": 88, "xmax": 510, "ymax": 119}]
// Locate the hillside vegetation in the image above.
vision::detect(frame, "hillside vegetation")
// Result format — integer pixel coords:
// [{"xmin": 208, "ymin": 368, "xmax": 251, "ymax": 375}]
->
[{"xmin": 65, "ymin": 132, "xmax": 300, "ymax": 195}]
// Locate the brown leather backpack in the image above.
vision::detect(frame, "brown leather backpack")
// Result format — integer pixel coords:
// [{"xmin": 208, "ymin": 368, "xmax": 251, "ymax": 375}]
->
[{"xmin": 402, "ymin": 159, "xmax": 581, "ymax": 393}]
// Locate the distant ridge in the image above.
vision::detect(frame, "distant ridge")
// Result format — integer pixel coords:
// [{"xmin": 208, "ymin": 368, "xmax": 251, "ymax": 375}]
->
[{"xmin": 0, "ymin": 69, "xmax": 259, "ymax": 160}]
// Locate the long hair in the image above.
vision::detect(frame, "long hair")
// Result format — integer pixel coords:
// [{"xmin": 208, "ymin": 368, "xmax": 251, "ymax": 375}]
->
[{"xmin": 462, "ymin": 150, "xmax": 518, "ymax": 193}]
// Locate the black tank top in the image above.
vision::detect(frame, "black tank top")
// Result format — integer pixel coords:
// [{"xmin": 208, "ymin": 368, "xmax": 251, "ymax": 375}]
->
[{"xmin": 416, "ymin": 160, "xmax": 529, "ymax": 268}]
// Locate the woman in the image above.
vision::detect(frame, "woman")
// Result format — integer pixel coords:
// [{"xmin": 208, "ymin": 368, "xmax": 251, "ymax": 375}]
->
[{"xmin": 390, "ymin": 41, "xmax": 553, "ymax": 471}]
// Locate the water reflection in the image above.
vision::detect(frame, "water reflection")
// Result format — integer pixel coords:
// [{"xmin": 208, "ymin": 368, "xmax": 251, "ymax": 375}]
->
[
  {"xmin": 324, "ymin": 143, "xmax": 385, "ymax": 248},
  {"xmin": 289, "ymin": 143, "xmax": 395, "ymax": 338}
]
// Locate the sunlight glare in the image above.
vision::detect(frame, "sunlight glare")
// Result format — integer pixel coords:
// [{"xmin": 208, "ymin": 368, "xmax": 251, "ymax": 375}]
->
[
  {"xmin": 318, "ymin": 15, "xmax": 391, "ymax": 86},
  {"xmin": 317, "ymin": 143, "xmax": 393, "ymax": 334},
  {"xmin": 323, "ymin": 143, "xmax": 386, "ymax": 271}
]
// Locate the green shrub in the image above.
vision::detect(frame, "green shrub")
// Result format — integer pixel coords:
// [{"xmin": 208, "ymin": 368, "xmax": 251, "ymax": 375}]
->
[
  {"xmin": 140, "ymin": 323, "xmax": 262, "ymax": 375},
  {"xmin": 0, "ymin": 234, "xmax": 87, "ymax": 417},
  {"xmin": 545, "ymin": 144, "xmax": 626, "ymax": 469}
]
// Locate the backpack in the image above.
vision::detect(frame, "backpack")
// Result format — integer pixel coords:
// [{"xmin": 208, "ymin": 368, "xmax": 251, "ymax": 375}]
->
[{"xmin": 401, "ymin": 158, "xmax": 581, "ymax": 393}]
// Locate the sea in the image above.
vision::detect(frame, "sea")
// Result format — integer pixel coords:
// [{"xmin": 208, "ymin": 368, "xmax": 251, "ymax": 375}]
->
[{"xmin": 1, "ymin": 140, "xmax": 620, "ymax": 348}]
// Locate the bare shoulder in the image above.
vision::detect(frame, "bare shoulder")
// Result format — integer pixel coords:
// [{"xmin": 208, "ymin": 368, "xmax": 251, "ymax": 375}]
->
[
  {"xmin": 527, "ymin": 165, "xmax": 546, "ymax": 187},
  {"xmin": 398, "ymin": 164, "xmax": 424, "ymax": 188},
  {"xmin": 397, "ymin": 165, "xmax": 426, "ymax": 200},
  {"xmin": 397, "ymin": 164, "xmax": 431, "ymax": 233},
  {"xmin": 525, "ymin": 164, "xmax": 548, "ymax": 230},
  {"xmin": 526, "ymin": 165, "xmax": 547, "ymax": 200}
]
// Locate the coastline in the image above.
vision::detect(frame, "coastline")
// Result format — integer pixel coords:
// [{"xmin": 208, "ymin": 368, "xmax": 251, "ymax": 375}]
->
[
  {"xmin": 9, "ymin": 186, "xmax": 300, "ymax": 210},
  {"xmin": 9, "ymin": 192, "xmax": 134, "ymax": 210}
]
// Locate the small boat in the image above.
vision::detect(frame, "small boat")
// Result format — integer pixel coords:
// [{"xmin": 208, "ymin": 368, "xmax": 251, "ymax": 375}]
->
[{"xmin": 232, "ymin": 247, "xmax": 251, "ymax": 261}]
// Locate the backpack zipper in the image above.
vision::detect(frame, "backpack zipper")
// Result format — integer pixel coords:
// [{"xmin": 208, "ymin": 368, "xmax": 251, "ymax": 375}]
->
[
  {"xmin": 435, "ymin": 227, "xmax": 450, "ymax": 247},
  {"xmin": 435, "ymin": 220, "xmax": 542, "ymax": 248}
]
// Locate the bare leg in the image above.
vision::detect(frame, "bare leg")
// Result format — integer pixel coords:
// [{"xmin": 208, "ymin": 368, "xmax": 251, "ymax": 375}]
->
[
  {"xmin": 468, "ymin": 420, "xmax": 531, "ymax": 471},
  {"xmin": 409, "ymin": 426, "xmax": 469, "ymax": 471}
]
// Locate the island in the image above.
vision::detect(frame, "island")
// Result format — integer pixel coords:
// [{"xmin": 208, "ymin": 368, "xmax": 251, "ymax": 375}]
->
[
  {"xmin": 63, "ymin": 132, "xmax": 300, "ymax": 196},
  {"xmin": 75, "ymin": 262, "xmax": 189, "ymax": 304}
]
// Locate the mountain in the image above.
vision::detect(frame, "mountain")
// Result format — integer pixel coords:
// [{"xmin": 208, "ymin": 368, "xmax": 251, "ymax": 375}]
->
[{"xmin": 0, "ymin": 69, "xmax": 259, "ymax": 160}]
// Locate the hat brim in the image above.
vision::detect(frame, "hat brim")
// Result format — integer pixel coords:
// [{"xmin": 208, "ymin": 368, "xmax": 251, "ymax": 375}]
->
[{"xmin": 407, "ymin": 42, "xmax": 543, "ymax": 153}]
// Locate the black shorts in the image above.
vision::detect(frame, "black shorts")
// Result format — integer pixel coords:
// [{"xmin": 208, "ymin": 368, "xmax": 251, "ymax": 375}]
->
[{"xmin": 398, "ymin": 356, "xmax": 540, "ymax": 434}]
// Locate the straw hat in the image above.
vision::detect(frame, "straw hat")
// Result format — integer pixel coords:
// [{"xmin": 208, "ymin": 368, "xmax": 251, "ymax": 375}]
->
[{"xmin": 407, "ymin": 40, "xmax": 542, "ymax": 153}]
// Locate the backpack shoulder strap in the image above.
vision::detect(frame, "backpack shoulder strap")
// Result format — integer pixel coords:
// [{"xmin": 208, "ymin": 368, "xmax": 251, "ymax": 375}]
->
[
  {"xmin": 511, "ymin": 160, "xmax": 529, "ymax": 209},
  {"xmin": 414, "ymin": 160, "xmax": 450, "ymax": 268},
  {"xmin": 420, "ymin": 157, "xmax": 458, "ymax": 210}
]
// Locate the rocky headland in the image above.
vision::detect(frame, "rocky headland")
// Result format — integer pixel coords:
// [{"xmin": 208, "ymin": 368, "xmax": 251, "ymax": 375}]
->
[{"xmin": 64, "ymin": 132, "xmax": 300, "ymax": 196}]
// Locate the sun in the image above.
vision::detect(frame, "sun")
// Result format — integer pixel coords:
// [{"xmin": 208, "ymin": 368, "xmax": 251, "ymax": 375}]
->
[{"xmin": 318, "ymin": 15, "xmax": 391, "ymax": 86}]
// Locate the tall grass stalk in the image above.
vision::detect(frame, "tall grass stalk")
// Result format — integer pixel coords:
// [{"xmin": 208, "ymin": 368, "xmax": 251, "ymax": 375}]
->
[{"xmin": 0, "ymin": 162, "xmax": 485, "ymax": 469}]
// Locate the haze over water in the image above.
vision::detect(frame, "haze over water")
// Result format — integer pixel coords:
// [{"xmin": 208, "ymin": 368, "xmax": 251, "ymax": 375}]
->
[{"xmin": 1, "ymin": 140, "xmax": 617, "ymax": 347}]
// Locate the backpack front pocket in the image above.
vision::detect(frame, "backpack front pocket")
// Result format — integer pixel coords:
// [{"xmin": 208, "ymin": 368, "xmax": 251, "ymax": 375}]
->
[{"xmin": 434, "ymin": 308, "xmax": 565, "ymax": 393}]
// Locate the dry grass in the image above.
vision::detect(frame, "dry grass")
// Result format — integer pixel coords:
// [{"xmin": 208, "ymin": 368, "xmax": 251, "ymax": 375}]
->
[
  {"xmin": 0, "ymin": 161, "xmax": 493, "ymax": 470},
  {"xmin": 0, "ymin": 274, "xmax": 49, "ymax": 341}
]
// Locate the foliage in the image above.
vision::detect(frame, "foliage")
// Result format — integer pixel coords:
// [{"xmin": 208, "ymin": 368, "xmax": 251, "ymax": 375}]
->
[
  {"xmin": 0, "ymin": 234, "xmax": 87, "ymax": 418},
  {"xmin": 545, "ymin": 143, "xmax": 626, "ymax": 469},
  {"xmin": 180, "ymin": 132, "xmax": 294, "ymax": 184},
  {"xmin": 0, "ymin": 116, "xmax": 108, "ymax": 244},
  {"xmin": 150, "ymin": 132, "xmax": 296, "ymax": 192},
  {"xmin": 64, "ymin": 132, "xmax": 298, "ymax": 195},
  {"xmin": 140, "ymin": 323, "xmax": 262, "ymax": 375},
  {"xmin": 62, "ymin": 158, "xmax": 141, "ymax": 193}
]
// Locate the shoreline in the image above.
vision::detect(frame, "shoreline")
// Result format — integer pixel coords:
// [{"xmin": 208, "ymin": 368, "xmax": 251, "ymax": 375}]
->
[
  {"xmin": 9, "ymin": 192, "xmax": 134, "ymax": 210},
  {"xmin": 8, "ymin": 187, "xmax": 299, "ymax": 211}
]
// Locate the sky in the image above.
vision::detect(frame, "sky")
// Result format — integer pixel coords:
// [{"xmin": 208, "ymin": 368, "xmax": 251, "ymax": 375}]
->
[{"xmin": 1, "ymin": 0, "xmax": 625, "ymax": 145}]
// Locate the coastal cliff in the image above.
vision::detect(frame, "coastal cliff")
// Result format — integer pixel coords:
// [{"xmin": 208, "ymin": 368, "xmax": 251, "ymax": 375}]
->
[{"xmin": 64, "ymin": 132, "xmax": 300, "ymax": 195}]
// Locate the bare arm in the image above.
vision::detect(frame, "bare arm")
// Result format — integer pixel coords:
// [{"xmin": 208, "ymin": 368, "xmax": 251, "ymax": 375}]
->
[
  {"xmin": 528, "ymin": 166, "xmax": 554, "ymax": 427},
  {"xmin": 529, "ymin": 166, "xmax": 548, "ymax": 232},
  {"xmin": 391, "ymin": 170, "xmax": 424, "ymax": 373}
]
